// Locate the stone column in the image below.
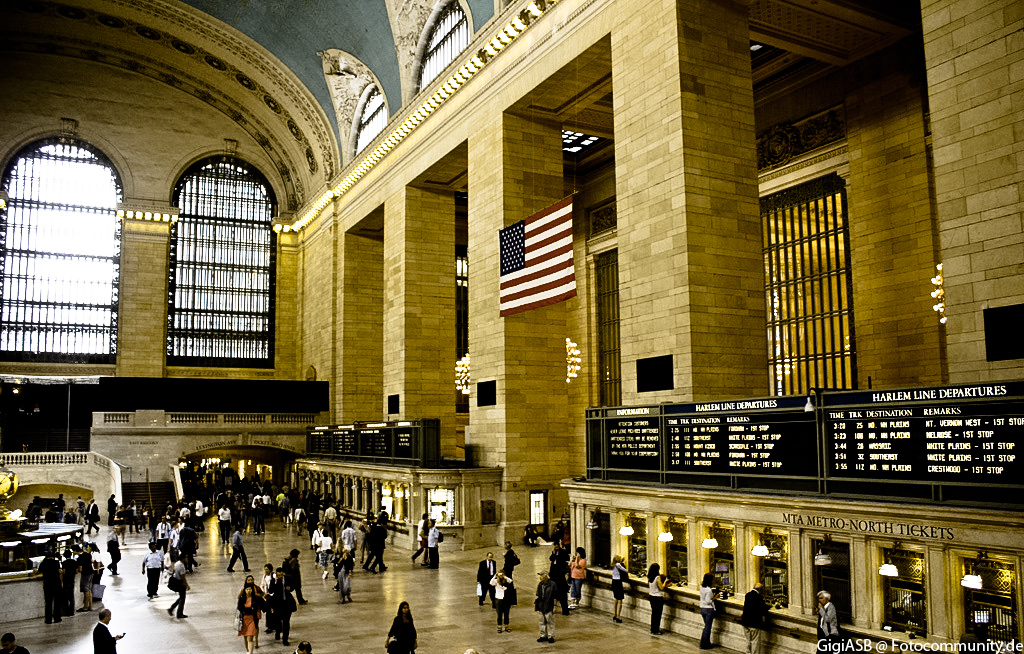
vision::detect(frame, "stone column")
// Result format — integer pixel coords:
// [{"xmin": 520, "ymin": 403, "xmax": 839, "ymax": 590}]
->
[
  {"xmin": 116, "ymin": 215, "xmax": 172, "ymax": 376},
  {"xmin": 466, "ymin": 111, "xmax": 574, "ymax": 541},
  {"xmin": 611, "ymin": 0, "xmax": 766, "ymax": 402},
  {"xmin": 337, "ymin": 229, "xmax": 383, "ymax": 421},
  {"xmin": 921, "ymin": 0, "xmax": 1023, "ymax": 382},
  {"xmin": 383, "ymin": 187, "xmax": 457, "ymax": 451}
]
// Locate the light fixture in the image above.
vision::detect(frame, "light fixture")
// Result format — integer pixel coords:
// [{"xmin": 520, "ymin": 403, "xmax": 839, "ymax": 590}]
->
[
  {"xmin": 752, "ymin": 544, "xmax": 769, "ymax": 556},
  {"xmin": 586, "ymin": 513, "xmax": 598, "ymax": 530},
  {"xmin": 878, "ymin": 562, "xmax": 899, "ymax": 577},
  {"xmin": 455, "ymin": 355, "xmax": 471, "ymax": 394},
  {"xmin": 804, "ymin": 391, "xmax": 815, "ymax": 412},
  {"xmin": 658, "ymin": 530, "xmax": 673, "ymax": 542},
  {"xmin": 960, "ymin": 574, "xmax": 983, "ymax": 589},
  {"xmin": 565, "ymin": 338, "xmax": 581, "ymax": 382},
  {"xmin": 619, "ymin": 524, "xmax": 634, "ymax": 536},
  {"xmin": 814, "ymin": 550, "xmax": 833, "ymax": 566}
]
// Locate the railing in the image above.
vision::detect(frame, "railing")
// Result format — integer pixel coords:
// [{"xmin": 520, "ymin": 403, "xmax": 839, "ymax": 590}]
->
[
  {"xmin": 0, "ymin": 452, "xmax": 89, "ymax": 466},
  {"xmin": 99, "ymin": 412, "xmax": 319, "ymax": 426}
]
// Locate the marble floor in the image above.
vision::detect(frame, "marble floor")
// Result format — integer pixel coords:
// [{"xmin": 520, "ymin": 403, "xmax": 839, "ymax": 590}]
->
[{"xmin": 5, "ymin": 520, "xmax": 717, "ymax": 653}]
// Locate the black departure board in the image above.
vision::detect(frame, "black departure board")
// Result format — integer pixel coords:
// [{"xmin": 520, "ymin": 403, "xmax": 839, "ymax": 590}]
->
[
  {"xmin": 664, "ymin": 396, "xmax": 817, "ymax": 477},
  {"xmin": 824, "ymin": 383, "xmax": 1023, "ymax": 484},
  {"xmin": 306, "ymin": 420, "xmax": 440, "ymax": 467},
  {"xmin": 605, "ymin": 408, "xmax": 661, "ymax": 470}
]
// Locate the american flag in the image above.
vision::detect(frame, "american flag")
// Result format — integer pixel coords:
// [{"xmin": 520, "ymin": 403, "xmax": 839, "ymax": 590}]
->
[{"xmin": 498, "ymin": 196, "xmax": 576, "ymax": 317}]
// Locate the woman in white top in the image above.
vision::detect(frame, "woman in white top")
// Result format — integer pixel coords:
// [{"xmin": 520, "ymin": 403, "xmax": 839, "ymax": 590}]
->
[
  {"xmin": 491, "ymin": 570, "xmax": 514, "ymax": 632},
  {"xmin": 699, "ymin": 572, "xmax": 719, "ymax": 648},
  {"xmin": 340, "ymin": 520, "xmax": 357, "ymax": 553},
  {"xmin": 316, "ymin": 531, "xmax": 334, "ymax": 579},
  {"xmin": 648, "ymin": 563, "xmax": 672, "ymax": 635},
  {"xmin": 611, "ymin": 555, "xmax": 628, "ymax": 623}
]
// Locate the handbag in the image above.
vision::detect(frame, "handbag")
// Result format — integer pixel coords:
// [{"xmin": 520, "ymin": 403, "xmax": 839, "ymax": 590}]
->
[
  {"xmin": 234, "ymin": 610, "xmax": 243, "ymax": 632},
  {"xmin": 92, "ymin": 583, "xmax": 106, "ymax": 600},
  {"xmin": 476, "ymin": 582, "xmax": 483, "ymax": 597},
  {"xmin": 386, "ymin": 638, "xmax": 403, "ymax": 654},
  {"xmin": 506, "ymin": 584, "xmax": 518, "ymax": 606},
  {"xmin": 168, "ymin": 575, "xmax": 183, "ymax": 592}
]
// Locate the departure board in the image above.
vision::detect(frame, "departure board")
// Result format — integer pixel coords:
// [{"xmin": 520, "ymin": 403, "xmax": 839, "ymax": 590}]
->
[
  {"xmin": 605, "ymin": 408, "xmax": 661, "ymax": 470},
  {"xmin": 306, "ymin": 420, "xmax": 440, "ymax": 467},
  {"xmin": 664, "ymin": 396, "xmax": 817, "ymax": 476},
  {"xmin": 824, "ymin": 382, "xmax": 1023, "ymax": 484},
  {"xmin": 360, "ymin": 426, "xmax": 392, "ymax": 457}
]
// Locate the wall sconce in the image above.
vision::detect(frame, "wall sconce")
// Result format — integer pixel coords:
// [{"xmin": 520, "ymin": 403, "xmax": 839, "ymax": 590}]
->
[
  {"xmin": 961, "ymin": 552, "xmax": 987, "ymax": 589},
  {"xmin": 619, "ymin": 514, "xmax": 635, "ymax": 536},
  {"xmin": 565, "ymin": 338, "xmax": 581, "ymax": 383},
  {"xmin": 751, "ymin": 527, "xmax": 770, "ymax": 556},
  {"xmin": 586, "ymin": 512, "xmax": 598, "ymax": 530},
  {"xmin": 701, "ymin": 523, "xmax": 719, "ymax": 549},
  {"xmin": 814, "ymin": 549, "xmax": 833, "ymax": 566}
]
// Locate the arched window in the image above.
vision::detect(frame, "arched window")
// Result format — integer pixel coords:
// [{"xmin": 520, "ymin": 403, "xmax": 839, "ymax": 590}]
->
[
  {"xmin": 355, "ymin": 86, "xmax": 387, "ymax": 155},
  {"xmin": 0, "ymin": 138, "xmax": 122, "ymax": 363},
  {"xmin": 419, "ymin": 1, "xmax": 469, "ymax": 90},
  {"xmin": 168, "ymin": 156, "xmax": 276, "ymax": 367}
]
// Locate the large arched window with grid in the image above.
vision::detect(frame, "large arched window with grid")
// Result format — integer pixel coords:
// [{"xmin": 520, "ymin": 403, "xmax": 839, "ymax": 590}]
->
[
  {"xmin": 168, "ymin": 156, "xmax": 276, "ymax": 367},
  {"xmin": 355, "ymin": 85, "xmax": 387, "ymax": 155},
  {"xmin": 419, "ymin": 1, "xmax": 469, "ymax": 91},
  {"xmin": 0, "ymin": 138, "xmax": 122, "ymax": 363}
]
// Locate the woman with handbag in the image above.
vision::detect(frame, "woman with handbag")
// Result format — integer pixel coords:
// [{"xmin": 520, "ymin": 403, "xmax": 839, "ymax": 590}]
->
[
  {"xmin": 166, "ymin": 551, "xmax": 189, "ymax": 619},
  {"xmin": 385, "ymin": 601, "xmax": 417, "ymax": 654},
  {"xmin": 237, "ymin": 580, "xmax": 265, "ymax": 654}
]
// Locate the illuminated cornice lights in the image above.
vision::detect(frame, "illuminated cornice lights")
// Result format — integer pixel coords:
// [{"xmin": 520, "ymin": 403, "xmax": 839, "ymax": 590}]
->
[
  {"xmin": 284, "ymin": 2, "xmax": 559, "ymax": 233},
  {"xmin": 117, "ymin": 205, "xmax": 179, "ymax": 223}
]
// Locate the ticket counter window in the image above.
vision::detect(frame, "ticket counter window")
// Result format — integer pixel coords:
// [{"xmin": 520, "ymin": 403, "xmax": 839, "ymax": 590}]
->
[
  {"xmin": 428, "ymin": 488, "xmax": 455, "ymax": 524},
  {"xmin": 812, "ymin": 539, "xmax": 852, "ymax": 623},
  {"xmin": 529, "ymin": 491, "xmax": 546, "ymax": 529},
  {"xmin": 626, "ymin": 517, "xmax": 647, "ymax": 577},
  {"xmin": 756, "ymin": 532, "xmax": 788, "ymax": 606},
  {"xmin": 708, "ymin": 525, "xmax": 735, "ymax": 594},
  {"xmin": 381, "ymin": 484, "xmax": 395, "ymax": 518},
  {"xmin": 963, "ymin": 558, "xmax": 1017, "ymax": 645},
  {"xmin": 882, "ymin": 548, "xmax": 927, "ymax": 637},
  {"xmin": 665, "ymin": 522, "xmax": 688, "ymax": 585}
]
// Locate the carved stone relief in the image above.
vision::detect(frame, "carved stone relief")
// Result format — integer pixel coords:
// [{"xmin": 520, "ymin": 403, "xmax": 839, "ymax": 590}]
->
[
  {"xmin": 318, "ymin": 49, "xmax": 377, "ymax": 167},
  {"xmin": 384, "ymin": 0, "xmax": 436, "ymax": 104}
]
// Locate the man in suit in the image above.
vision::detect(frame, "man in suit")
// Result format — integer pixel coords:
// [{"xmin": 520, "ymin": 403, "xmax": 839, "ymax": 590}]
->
[
  {"xmin": 269, "ymin": 568, "xmax": 296, "ymax": 646},
  {"xmin": 92, "ymin": 609, "xmax": 123, "ymax": 654},
  {"xmin": 477, "ymin": 552, "xmax": 498, "ymax": 607},
  {"xmin": 741, "ymin": 583, "xmax": 771, "ymax": 654}
]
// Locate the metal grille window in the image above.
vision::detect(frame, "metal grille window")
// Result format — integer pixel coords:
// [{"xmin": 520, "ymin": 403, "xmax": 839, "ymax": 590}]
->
[
  {"xmin": 595, "ymin": 250, "xmax": 621, "ymax": 405},
  {"xmin": 455, "ymin": 245, "xmax": 468, "ymax": 414},
  {"xmin": 419, "ymin": 2, "xmax": 469, "ymax": 90},
  {"xmin": 812, "ymin": 538, "xmax": 852, "ymax": 623},
  {"xmin": 882, "ymin": 548, "xmax": 927, "ymax": 637},
  {"xmin": 0, "ymin": 139, "xmax": 122, "ymax": 363},
  {"xmin": 355, "ymin": 86, "xmax": 387, "ymax": 155},
  {"xmin": 168, "ymin": 157, "xmax": 276, "ymax": 367},
  {"xmin": 762, "ymin": 174, "xmax": 855, "ymax": 396},
  {"xmin": 963, "ymin": 558, "xmax": 1017, "ymax": 645}
]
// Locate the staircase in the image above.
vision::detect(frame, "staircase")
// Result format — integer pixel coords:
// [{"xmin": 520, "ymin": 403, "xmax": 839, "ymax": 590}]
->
[{"xmin": 121, "ymin": 481, "xmax": 177, "ymax": 514}]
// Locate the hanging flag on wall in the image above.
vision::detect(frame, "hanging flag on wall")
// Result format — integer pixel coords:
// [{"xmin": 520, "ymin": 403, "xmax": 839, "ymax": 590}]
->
[{"xmin": 498, "ymin": 195, "xmax": 576, "ymax": 317}]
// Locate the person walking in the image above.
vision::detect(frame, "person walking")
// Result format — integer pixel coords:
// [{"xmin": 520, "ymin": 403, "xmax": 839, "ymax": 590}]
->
[
  {"xmin": 237, "ymin": 582, "xmax": 264, "ymax": 654},
  {"xmin": 141, "ymin": 542, "xmax": 164, "ymax": 599},
  {"xmin": 86, "ymin": 499, "xmax": 101, "ymax": 536},
  {"xmin": 314, "ymin": 526, "xmax": 333, "ymax": 579},
  {"xmin": 477, "ymin": 552, "xmax": 498, "ymax": 607},
  {"xmin": 340, "ymin": 520, "xmax": 356, "ymax": 556},
  {"xmin": 700, "ymin": 572, "xmax": 720, "ymax": 648},
  {"xmin": 569, "ymin": 547, "xmax": 587, "ymax": 609},
  {"xmin": 335, "ymin": 548, "xmax": 354, "ymax": 604},
  {"xmin": 105, "ymin": 529, "xmax": 121, "ymax": 576},
  {"xmin": 548, "ymin": 541, "xmax": 570, "ymax": 615},
  {"xmin": 227, "ymin": 527, "xmax": 250, "ymax": 572},
  {"xmin": 535, "ymin": 571, "xmax": 557, "ymax": 643},
  {"xmin": 385, "ymin": 601, "xmax": 417, "ymax": 654},
  {"xmin": 741, "ymin": 583, "xmax": 771, "ymax": 654},
  {"xmin": 611, "ymin": 555, "xmax": 628, "ymax": 623},
  {"xmin": 648, "ymin": 563, "xmax": 672, "ymax": 635},
  {"xmin": 491, "ymin": 569, "xmax": 514, "ymax": 633},
  {"xmin": 411, "ymin": 513, "xmax": 428, "ymax": 564},
  {"xmin": 426, "ymin": 519, "xmax": 442, "ymax": 569},
  {"xmin": 106, "ymin": 495, "xmax": 117, "ymax": 527},
  {"xmin": 218, "ymin": 504, "xmax": 232, "ymax": 544},
  {"xmin": 817, "ymin": 590, "xmax": 840, "ymax": 652},
  {"xmin": 270, "ymin": 568, "xmax": 296, "ymax": 646},
  {"xmin": 166, "ymin": 551, "xmax": 189, "ymax": 619},
  {"xmin": 92, "ymin": 609, "xmax": 123, "ymax": 654},
  {"xmin": 284, "ymin": 549, "xmax": 307, "ymax": 605}
]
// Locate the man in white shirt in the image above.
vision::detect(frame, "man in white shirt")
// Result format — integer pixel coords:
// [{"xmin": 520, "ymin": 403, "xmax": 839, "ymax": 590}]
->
[
  {"xmin": 141, "ymin": 542, "xmax": 164, "ymax": 599},
  {"xmin": 218, "ymin": 506, "xmax": 232, "ymax": 544},
  {"xmin": 155, "ymin": 517, "xmax": 171, "ymax": 553},
  {"xmin": 427, "ymin": 520, "xmax": 441, "ymax": 569}
]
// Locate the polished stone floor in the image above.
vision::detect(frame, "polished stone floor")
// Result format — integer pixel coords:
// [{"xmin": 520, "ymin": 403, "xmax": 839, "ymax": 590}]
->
[{"xmin": 6, "ymin": 519, "xmax": 715, "ymax": 653}]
